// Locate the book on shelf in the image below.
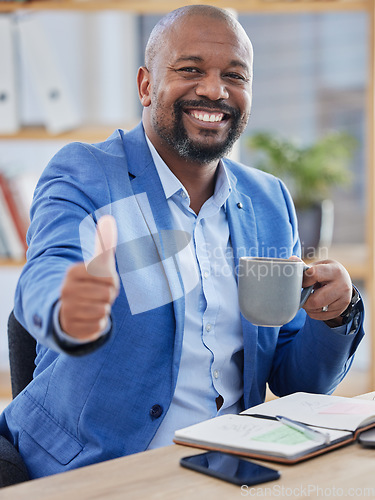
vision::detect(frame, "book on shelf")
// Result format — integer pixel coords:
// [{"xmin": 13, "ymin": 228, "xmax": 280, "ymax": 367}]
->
[
  {"xmin": 7, "ymin": 170, "xmax": 38, "ymax": 231},
  {"xmin": 0, "ymin": 172, "xmax": 28, "ymax": 260},
  {"xmin": 174, "ymin": 392, "xmax": 375, "ymax": 464}
]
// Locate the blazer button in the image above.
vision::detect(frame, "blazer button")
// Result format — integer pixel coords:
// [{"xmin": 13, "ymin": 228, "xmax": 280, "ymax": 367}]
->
[{"xmin": 150, "ymin": 404, "xmax": 163, "ymax": 419}]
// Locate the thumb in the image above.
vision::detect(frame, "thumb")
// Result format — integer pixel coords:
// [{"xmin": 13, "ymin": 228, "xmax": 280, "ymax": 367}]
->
[{"xmin": 87, "ymin": 215, "xmax": 117, "ymax": 277}]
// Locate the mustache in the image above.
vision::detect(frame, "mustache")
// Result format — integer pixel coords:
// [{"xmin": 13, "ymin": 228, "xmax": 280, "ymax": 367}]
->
[{"xmin": 174, "ymin": 99, "xmax": 239, "ymax": 117}]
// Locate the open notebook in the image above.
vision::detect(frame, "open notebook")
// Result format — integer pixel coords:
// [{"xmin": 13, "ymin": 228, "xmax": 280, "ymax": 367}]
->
[{"xmin": 174, "ymin": 392, "xmax": 375, "ymax": 464}]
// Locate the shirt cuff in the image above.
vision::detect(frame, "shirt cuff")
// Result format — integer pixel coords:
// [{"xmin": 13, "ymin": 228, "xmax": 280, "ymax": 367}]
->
[{"xmin": 53, "ymin": 300, "xmax": 112, "ymax": 346}]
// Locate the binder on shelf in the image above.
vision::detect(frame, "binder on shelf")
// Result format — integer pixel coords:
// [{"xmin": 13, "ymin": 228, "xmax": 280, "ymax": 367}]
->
[
  {"xmin": 0, "ymin": 14, "xmax": 20, "ymax": 135},
  {"xmin": 16, "ymin": 14, "xmax": 80, "ymax": 134},
  {"xmin": 0, "ymin": 223, "xmax": 11, "ymax": 259}
]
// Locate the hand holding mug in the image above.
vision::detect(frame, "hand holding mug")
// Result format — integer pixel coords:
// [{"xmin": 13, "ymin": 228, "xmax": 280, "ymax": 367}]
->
[
  {"xmin": 301, "ymin": 259, "xmax": 353, "ymax": 325},
  {"xmin": 238, "ymin": 256, "xmax": 353, "ymax": 327}
]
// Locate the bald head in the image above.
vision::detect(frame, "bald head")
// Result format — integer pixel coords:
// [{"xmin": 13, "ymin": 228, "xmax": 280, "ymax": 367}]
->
[{"xmin": 145, "ymin": 5, "xmax": 251, "ymax": 71}]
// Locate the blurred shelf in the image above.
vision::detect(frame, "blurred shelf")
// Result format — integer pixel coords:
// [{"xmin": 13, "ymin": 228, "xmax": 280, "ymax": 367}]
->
[
  {"xmin": 333, "ymin": 369, "xmax": 371, "ymax": 397},
  {"xmin": 267, "ymin": 368, "xmax": 371, "ymax": 400},
  {"xmin": 303, "ymin": 244, "xmax": 367, "ymax": 281},
  {"xmin": 0, "ymin": 125, "xmax": 134, "ymax": 143},
  {"xmin": 0, "ymin": 0, "xmax": 370, "ymax": 13},
  {"xmin": 327, "ymin": 244, "xmax": 368, "ymax": 281},
  {"xmin": 0, "ymin": 258, "xmax": 26, "ymax": 267},
  {"xmin": 0, "ymin": 370, "xmax": 11, "ymax": 400}
]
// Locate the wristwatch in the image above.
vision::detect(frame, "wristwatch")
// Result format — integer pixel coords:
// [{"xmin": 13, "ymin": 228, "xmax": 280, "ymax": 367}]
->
[{"xmin": 340, "ymin": 286, "xmax": 361, "ymax": 324}]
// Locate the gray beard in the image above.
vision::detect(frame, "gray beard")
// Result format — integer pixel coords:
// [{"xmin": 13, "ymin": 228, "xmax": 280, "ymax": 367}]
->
[
  {"xmin": 153, "ymin": 99, "xmax": 247, "ymax": 164},
  {"xmin": 170, "ymin": 127, "xmax": 239, "ymax": 163}
]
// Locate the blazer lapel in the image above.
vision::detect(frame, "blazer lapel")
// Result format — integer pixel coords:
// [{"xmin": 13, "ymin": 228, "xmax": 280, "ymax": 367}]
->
[{"xmin": 120, "ymin": 125, "xmax": 186, "ymax": 376}]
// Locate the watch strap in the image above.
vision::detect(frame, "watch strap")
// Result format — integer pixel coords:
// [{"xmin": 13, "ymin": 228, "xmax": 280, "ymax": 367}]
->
[{"xmin": 340, "ymin": 286, "xmax": 360, "ymax": 324}]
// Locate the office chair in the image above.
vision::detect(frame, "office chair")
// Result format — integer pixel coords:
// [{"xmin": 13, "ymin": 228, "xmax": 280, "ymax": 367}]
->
[
  {"xmin": 7, "ymin": 310, "xmax": 36, "ymax": 399},
  {"xmin": 0, "ymin": 311, "xmax": 37, "ymax": 487},
  {"xmin": 0, "ymin": 436, "xmax": 29, "ymax": 487}
]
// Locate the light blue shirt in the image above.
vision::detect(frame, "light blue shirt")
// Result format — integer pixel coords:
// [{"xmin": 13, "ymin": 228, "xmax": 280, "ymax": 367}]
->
[{"xmin": 146, "ymin": 138, "xmax": 244, "ymax": 449}]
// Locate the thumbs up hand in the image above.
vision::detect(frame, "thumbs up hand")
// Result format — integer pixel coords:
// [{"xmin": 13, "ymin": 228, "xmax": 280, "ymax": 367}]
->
[
  {"xmin": 87, "ymin": 215, "xmax": 118, "ymax": 277},
  {"xmin": 59, "ymin": 216, "xmax": 120, "ymax": 341}
]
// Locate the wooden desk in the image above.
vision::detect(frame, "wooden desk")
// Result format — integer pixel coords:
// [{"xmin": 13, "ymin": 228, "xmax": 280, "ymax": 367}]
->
[{"xmin": 3, "ymin": 393, "xmax": 375, "ymax": 500}]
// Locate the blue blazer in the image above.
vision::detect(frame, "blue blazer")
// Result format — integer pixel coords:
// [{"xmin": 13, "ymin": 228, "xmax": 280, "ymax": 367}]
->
[{"xmin": 0, "ymin": 124, "xmax": 364, "ymax": 479}]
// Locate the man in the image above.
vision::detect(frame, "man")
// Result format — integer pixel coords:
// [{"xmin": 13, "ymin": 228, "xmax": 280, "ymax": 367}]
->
[{"xmin": 0, "ymin": 5, "xmax": 364, "ymax": 479}]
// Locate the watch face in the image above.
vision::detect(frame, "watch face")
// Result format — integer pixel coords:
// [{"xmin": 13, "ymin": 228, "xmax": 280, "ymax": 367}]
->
[{"xmin": 352, "ymin": 289, "xmax": 360, "ymax": 306}]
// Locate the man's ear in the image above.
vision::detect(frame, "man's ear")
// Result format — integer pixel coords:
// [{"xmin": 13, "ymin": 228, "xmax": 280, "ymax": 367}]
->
[{"xmin": 137, "ymin": 66, "xmax": 152, "ymax": 107}]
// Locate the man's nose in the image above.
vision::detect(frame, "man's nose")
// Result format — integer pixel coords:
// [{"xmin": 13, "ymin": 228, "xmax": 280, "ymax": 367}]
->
[{"xmin": 195, "ymin": 74, "xmax": 229, "ymax": 101}]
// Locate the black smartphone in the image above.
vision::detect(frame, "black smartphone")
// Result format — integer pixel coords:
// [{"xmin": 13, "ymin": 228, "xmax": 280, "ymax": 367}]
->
[{"xmin": 180, "ymin": 451, "xmax": 280, "ymax": 486}]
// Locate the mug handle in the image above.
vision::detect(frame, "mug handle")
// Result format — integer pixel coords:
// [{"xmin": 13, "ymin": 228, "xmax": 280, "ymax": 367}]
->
[{"xmin": 300, "ymin": 265, "xmax": 314, "ymax": 307}]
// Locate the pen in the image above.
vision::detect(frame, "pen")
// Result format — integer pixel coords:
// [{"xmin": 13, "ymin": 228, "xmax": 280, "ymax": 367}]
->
[{"xmin": 276, "ymin": 415, "xmax": 330, "ymax": 445}]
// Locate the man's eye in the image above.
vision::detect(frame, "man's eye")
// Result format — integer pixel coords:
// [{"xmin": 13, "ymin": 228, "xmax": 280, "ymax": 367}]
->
[
  {"xmin": 226, "ymin": 73, "xmax": 247, "ymax": 81},
  {"xmin": 177, "ymin": 67, "xmax": 200, "ymax": 74}
]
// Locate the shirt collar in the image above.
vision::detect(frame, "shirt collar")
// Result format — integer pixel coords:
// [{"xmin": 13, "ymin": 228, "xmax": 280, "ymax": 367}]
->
[
  {"xmin": 145, "ymin": 135, "xmax": 185, "ymax": 200},
  {"xmin": 145, "ymin": 134, "xmax": 232, "ymax": 209}
]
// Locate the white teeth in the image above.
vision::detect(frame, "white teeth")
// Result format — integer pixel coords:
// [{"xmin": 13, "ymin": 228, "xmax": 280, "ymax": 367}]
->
[{"xmin": 191, "ymin": 111, "xmax": 223, "ymax": 123}]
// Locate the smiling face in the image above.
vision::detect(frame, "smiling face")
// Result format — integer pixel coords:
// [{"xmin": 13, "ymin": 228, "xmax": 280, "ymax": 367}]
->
[{"xmin": 138, "ymin": 12, "xmax": 253, "ymax": 166}]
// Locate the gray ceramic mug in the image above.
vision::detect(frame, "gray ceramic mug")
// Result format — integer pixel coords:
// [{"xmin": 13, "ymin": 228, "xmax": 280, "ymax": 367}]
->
[{"xmin": 238, "ymin": 257, "xmax": 314, "ymax": 327}]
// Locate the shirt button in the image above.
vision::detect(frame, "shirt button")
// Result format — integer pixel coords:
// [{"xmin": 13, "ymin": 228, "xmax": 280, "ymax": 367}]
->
[
  {"xmin": 33, "ymin": 314, "xmax": 42, "ymax": 328},
  {"xmin": 205, "ymin": 323, "xmax": 212, "ymax": 332},
  {"xmin": 204, "ymin": 271, "xmax": 209, "ymax": 279},
  {"xmin": 180, "ymin": 191, "xmax": 187, "ymax": 198},
  {"xmin": 213, "ymin": 370, "xmax": 219, "ymax": 379}
]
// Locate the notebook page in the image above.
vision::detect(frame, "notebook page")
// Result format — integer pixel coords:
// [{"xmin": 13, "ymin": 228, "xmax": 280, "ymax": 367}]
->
[
  {"xmin": 174, "ymin": 414, "xmax": 350, "ymax": 459},
  {"xmin": 243, "ymin": 393, "xmax": 375, "ymax": 431}
]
